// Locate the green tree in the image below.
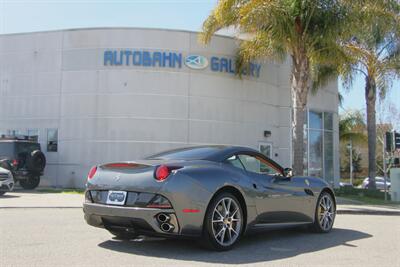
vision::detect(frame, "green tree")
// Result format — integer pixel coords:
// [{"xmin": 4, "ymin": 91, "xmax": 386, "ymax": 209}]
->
[
  {"xmin": 339, "ymin": 111, "xmax": 366, "ymax": 143},
  {"xmin": 343, "ymin": 148, "xmax": 363, "ymax": 176},
  {"xmin": 340, "ymin": 0, "xmax": 400, "ymax": 189},
  {"xmin": 200, "ymin": 0, "xmax": 348, "ymax": 175}
]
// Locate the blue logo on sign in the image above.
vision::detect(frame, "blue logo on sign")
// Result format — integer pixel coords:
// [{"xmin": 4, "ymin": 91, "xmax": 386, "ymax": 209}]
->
[{"xmin": 185, "ymin": 55, "xmax": 209, "ymax": 70}]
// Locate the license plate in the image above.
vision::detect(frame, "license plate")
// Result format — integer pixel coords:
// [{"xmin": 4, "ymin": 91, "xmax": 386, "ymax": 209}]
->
[{"xmin": 106, "ymin": 191, "xmax": 127, "ymax": 205}]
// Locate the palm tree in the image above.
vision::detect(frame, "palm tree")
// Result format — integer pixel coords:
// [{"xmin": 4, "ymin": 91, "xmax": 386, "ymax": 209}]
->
[
  {"xmin": 339, "ymin": 111, "xmax": 367, "ymax": 143},
  {"xmin": 340, "ymin": 0, "xmax": 400, "ymax": 189},
  {"xmin": 200, "ymin": 0, "xmax": 348, "ymax": 175}
]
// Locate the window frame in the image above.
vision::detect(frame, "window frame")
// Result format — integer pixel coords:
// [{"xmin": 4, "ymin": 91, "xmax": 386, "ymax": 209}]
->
[
  {"xmin": 224, "ymin": 151, "xmax": 284, "ymax": 176},
  {"xmin": 304, "ymin": 109, "xmax": 334, "ymax": 181},
  {"xmin": 46, "ymin": 128, "xmax": 58, "ymax": 152}
]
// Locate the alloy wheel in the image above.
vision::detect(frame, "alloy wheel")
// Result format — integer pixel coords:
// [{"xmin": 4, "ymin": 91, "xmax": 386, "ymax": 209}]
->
[
  {"xmin": 211, "ymin": 197, "xmax": 242, "ymax": 247},
  {"xmin": 318, "ymin": 194, "xmax": 335, "ymax": 231}
]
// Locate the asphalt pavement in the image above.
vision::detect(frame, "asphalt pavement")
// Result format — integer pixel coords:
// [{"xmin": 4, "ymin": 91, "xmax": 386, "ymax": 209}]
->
[{"xmin": 1, "ymin": 192, "xmax": 399, "ymax": 267}]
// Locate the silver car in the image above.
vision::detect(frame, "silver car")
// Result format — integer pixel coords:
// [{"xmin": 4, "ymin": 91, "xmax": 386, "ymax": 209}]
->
[
  {"xmin": 83, "ymin": 146, "xmax": 336, "ymax": 251},
  {"xmin": 0, "ymin": 166, "xmax": 15, "ymax": 196},
  {"xmin": 361, "ymin": 177, "xmax": 391, "ymax": 190}
]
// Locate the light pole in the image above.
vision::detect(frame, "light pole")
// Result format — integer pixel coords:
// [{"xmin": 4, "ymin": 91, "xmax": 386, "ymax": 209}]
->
[
  {"xmin": 378, "ymin": 135, "xmax": 388, "ymax": 202},
  {"xmin": 347, "ymin": 140, "xmax": 353, "ymax": 186}
]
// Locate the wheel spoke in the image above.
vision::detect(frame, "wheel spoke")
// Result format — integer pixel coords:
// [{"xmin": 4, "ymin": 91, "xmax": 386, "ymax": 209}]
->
[
  {"xmin": 226, "ymin": 199, "xmax": 232, "ymax": 215},
  {"xmin": 222, "ymin": 199, "xmax": 228, "ymax": 215},
  {"xmin": 227, "ymin": 227, "xmax": 232, "ymax": 241},
  {"xmin": 231, "ymin": 227, "xmax": 238, "ymax": 235},
  {"xmin": 231, "ymin": 208, "xmax": 238, "ymax": 218},
  {"xmin": 214, "ymin": 209, "xmax": 224, "ymax": 220},
  {"xmin": 215, "ymin": 227, "xmax": 224, "ymax": 238},
  {"xmin": 219, "ymin": 228, "xmax": 226, "ymax": 243}
]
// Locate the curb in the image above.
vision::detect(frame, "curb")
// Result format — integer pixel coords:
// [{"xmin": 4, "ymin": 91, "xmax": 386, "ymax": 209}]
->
[{"xmin": 337, "ymin": 209, "xmax": 400, "ymax": 216}]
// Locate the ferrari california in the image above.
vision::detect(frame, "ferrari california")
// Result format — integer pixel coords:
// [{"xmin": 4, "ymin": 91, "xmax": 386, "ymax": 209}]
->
[{"xmin": 83, "ymin": 145, "xmax": 336, "ymax": 251}]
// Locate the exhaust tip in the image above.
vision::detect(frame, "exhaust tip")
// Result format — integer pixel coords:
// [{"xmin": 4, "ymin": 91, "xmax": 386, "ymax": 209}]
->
[
  {"xmin": 160, "ymin": 223, "xmax": 174, "ymax": 232},
  {"xmin": 157, "ymin": 213, "xmax": 170, "ymax": 223}
]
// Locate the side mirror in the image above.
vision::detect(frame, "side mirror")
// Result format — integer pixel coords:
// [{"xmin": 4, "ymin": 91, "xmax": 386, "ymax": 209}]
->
[{"xmin": 283, "ymin": 168, "xmax": 293, "ymax": 177}]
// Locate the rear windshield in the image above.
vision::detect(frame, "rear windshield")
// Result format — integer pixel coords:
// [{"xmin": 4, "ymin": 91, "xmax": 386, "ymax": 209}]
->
[
  {"xmin": 0, "ymin": 143, "xmax": 14, "ymax": 157},
  {"xmin": 0, "ymin": 142, "xmax": 40, "ymax": 157},
  {"xmin": 16, "ymin": 143, "xmax": 41, "ymax": 155},
  {"xmin": 146, "ymin": 146, "xmax": 224, "ymax": 160}
]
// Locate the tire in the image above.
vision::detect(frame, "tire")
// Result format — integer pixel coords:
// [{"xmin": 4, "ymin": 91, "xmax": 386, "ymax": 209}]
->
[
  {"xmin": 202, "ymin": 192, "xmax": 244, "ymax": 251},
  {"xmin": 0, "ymin": 191, "xmax": 5, "ymax": 196},
  {"xmin": 310, "ymin": 191, "xmax": 336, "ymax": 233},
  {"xmin": 26, "ymin": 150, "xmax": 46, "ymax": 173},
  {"xmin": 108, "ymin": 229, "xmax": 139, "ymax": 240},
  {"xmin": 19, "ymin": 176, "xmax": 40, "ymax": 190}
]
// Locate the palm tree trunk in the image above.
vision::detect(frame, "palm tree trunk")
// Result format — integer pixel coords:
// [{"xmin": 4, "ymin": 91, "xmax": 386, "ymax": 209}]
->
[
  {"xmin": 365, "ymin": 75, "xmax": 377, "ymax": 189},
  {"xmin": 291, "ymin": 54, "xmax": 309, "ymax": 176}
]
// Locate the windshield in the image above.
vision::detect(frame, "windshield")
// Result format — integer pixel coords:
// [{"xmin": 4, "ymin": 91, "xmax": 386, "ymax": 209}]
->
[{"xmin": 146, "ymin": 146, "xmax": 224, "ymax": 160}]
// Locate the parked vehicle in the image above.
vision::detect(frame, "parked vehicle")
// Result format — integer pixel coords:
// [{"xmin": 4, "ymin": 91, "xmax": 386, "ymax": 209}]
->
[
  {"xmin": 0, "ymin": 166, "xmax": 14, "ymax": 196},
  {"xmin": 84, "ymin": 145, "xmax": 336, "ymax": 251},
  {"xmin": 339, "ymin": 182, "xmax": 354, "ymax": 188},
  {"xmin": 361, "ymin": 177, "xmax": 391, "ymax": 191},
  {"xmin": 0, "ymin": 137, "xmax": 46, "ymax": 189}
]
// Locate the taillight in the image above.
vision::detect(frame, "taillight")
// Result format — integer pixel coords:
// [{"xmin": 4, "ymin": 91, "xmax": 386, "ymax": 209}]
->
[
  {"xmin": 146, "ymin": 194, "xmax": 172, "ymax": 209},
  {"xmin": 12, "ymin": 159, "xmax": 18, "ymax": 167},
  {"xmin": 154, "ymin": 165, "xmax": 182, "ymax": 182},
  {"xmin": 154, "ymin": 165, "xmax": 170, "ymax": 181},
  {"xmin": 87, "ymin": 166, "xmax": 97, "ymax": 180}
]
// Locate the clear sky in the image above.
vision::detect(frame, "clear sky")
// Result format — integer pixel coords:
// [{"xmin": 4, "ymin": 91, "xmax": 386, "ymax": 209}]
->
[{"xmin": 0, "ymin": 0, "xmax": 399, "ymax": 129}]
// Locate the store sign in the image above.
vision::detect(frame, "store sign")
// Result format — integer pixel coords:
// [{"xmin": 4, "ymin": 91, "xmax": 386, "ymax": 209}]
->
[
  {"xmin": 103, "ymin": 50, "xmax": 261, "ymax": 78},
  {"xmin": 185, "ymin": 55, "xmax": 209, "ymax": 69}
]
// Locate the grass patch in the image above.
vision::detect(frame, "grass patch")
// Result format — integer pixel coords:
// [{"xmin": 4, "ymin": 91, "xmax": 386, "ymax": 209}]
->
[
  {"xmin": 338, "ymin": 195, "xmax": 399, "ymax": 206},
  {"xmin": 36, "ymin": 188, "xmax": 84, "ymax": 194},
  {"xmin": 335, "ymin": 187, "xmax": 400, "ymax": 206}
]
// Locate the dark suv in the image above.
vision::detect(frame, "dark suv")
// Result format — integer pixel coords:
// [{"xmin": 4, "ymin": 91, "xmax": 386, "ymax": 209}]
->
[{"xmin": 0, "ymin": 137, "xmax": 46, "ymax": 189}]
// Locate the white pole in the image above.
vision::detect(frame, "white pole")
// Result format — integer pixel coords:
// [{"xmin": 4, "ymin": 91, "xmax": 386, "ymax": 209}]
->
[
  {"xmin": 383, "ymin": 135, "xmax": 388, "ymax": 201},
  {"xmin": 349, "ymin": 139, "xmax": 353, "ymax": 186}
]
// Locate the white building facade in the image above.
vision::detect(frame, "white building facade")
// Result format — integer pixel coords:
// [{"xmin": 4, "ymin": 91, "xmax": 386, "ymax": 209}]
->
[{"xmin": 0, "ymin": 28, "xmax": 339, "ymax": 188}]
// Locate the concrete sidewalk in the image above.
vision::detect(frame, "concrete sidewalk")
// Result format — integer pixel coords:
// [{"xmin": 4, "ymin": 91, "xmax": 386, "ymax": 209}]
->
[
  {"xmin": 1, "ymin": 191, "xmax": 400, "ymax": 216},
  {"xmin": 0, "ymin": 191, "xmax": 83, "ymax": 208}
]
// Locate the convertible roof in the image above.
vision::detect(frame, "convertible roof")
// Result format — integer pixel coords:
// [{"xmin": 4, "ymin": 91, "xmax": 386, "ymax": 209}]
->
[{"xmin": 145, "ymin": 145, "xmax": 260, "ymax": 161}]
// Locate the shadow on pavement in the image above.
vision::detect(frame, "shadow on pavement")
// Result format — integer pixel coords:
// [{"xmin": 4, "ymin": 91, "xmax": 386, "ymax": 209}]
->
[
  {"xmin": 98, "ymin": 227, "xmax": 372, "ymax": 264},
  {"xmin": 0, "ymin": 194, "xmax": 20, "ymax": 199}
]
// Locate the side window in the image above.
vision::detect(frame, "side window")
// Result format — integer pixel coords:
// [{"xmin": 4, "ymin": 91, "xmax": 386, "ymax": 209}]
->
[
  {"xmin": 238, "ymin": 154, "xmax": 280, "ymax": 175},
  {"xmin": 225, "ymin": 155, "xmax": 245, "ymax": 170}
]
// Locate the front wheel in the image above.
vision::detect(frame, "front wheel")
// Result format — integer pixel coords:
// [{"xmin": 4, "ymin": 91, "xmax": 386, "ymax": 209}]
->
[
  {"xmin": 19, "ymin": 176, "xmax": 40, "ymax": 190},
  {"xmin": 0, "ymin": 191, "xmax": 6, "ymax": 196},
  {"xmin": 203, "ymin": 192, "xmax": 244, "ymax": 251},
  {"xmin": 310, "ymin": 191, "xmax": 336, "ymax": 233}
]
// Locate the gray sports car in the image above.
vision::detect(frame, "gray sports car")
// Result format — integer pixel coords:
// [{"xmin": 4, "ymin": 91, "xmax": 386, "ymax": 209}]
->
[{"xmin": 83, "ymin": 145, "xmax": 336, "ymax": 251}]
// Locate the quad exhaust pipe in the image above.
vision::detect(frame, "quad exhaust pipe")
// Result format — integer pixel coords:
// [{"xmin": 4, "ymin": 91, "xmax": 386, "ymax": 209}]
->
[
  {"xmin": 160, "ymin": 223, "xmax": 174, "ymax": 232},
  {"xmin": 157, "ymin": 213, "xmax": 175, "ymax": 232},
  {"xmin": 157, "ymin": 213, "xmax": 170, "ymax": 223}
]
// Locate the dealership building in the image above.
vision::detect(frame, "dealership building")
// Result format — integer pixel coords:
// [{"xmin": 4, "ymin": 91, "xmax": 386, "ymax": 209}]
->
[{"xmin": 0, "ymin": 28, "xmax": 339, "ymax": 188}]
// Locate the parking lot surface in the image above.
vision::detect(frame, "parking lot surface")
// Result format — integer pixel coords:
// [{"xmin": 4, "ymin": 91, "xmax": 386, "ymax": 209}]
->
[{"xmin": 1, "ymin": 192, "xmax": 399, "ymax": 267}]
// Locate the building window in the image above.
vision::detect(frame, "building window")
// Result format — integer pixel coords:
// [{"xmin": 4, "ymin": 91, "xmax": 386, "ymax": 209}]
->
[
  {"xmin": 259, "ymin": 142, "xmax": 272, "ymax": 158},
  {"xmin": 47, "ymin": 129, "xmax": 58, "ymax": 152},
  {"xmin": 304, "ymin": 110, "xmax": 334, "ymax": 183}
]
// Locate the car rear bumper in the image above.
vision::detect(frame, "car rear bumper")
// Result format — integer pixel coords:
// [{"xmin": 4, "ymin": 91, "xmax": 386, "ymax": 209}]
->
[{"xmin": 83, "ymin": 202, "xmax": 183, "ymax": 237}]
